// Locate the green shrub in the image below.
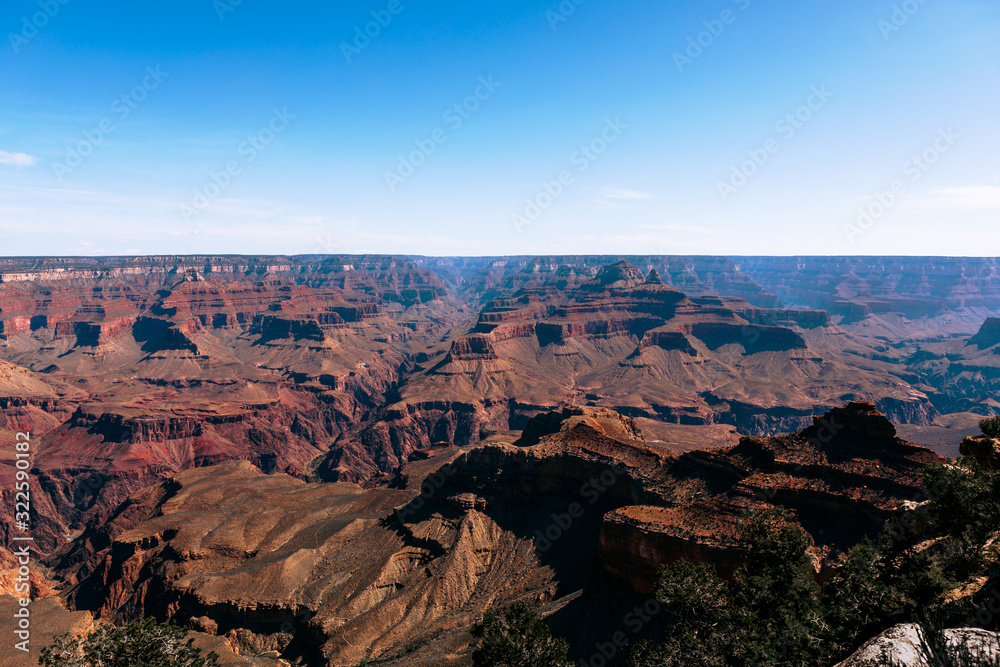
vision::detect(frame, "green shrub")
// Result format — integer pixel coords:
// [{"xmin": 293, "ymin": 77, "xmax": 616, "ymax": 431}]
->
[
  {"xmin": 624, "ymin": 561, "xmax": 729, "ymax": 667},
  {"xmin": 477, "ymin": 460, "xmax": 1000, "ymax": 667},
  {"xmin": 627, "ymin": 508, "xmax": 825, "ymax": 667},
  {"xmin": 980, "ymin": 416, "xmax": 1000, "ymax": 438},
  {"xmin": 470, "ymin": 602, "xmax": 571, "ymax": 667},
  {"xmin": 39, "ymin": 618, "xmax": 220, "ymax": 667},
  {"xmin": 729, "ymin": 507, "xmax": 825, "ymax": 667},
  {"xmin": 823, "ymin": 539, "xmax": 904, "ymax": 661}
]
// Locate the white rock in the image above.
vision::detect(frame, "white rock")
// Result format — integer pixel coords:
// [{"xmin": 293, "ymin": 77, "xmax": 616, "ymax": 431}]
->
[{"xmin": 836, "ymin": 623, "xmax": 1000, "ymax": 666}]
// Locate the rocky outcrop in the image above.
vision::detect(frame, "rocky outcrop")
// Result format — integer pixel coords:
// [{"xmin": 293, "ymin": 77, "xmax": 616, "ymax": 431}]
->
[
  {"xmin": 591, "ymin": 402, "xmax": 945, "ymax": 595},
  {"xmin": 74, "ymin": 316, "xmax": 138, "ymax": 347},
  {"xmin": 734, "ymin": 256, "xmax": 1000, "ymax": 324},
  {"xmin": 516, "ymin": 405, "xmax": 645, "ymax": 447},
  {"xmin": 24, "ymin": 391, "xmax": 364, "ymax": 547},
  {"xmin": 903, "ymin": 323, "xmax": 1000, "ymax": 415},
  {"xmin": 960, "ymin": 435, "xmax": 1000, "ymax": 469},
  {"xmin": 34, "ymin": 403, "xmax": 953, "ymax": 665},
  {"xmin": 633, "ymin": 330, "xmax": 698, "ymax": 355},
  {"xmin": 835, "ymin": 624, "xmax": 1000, "ymax": 666},
  {"xmin": 348, "ymin": 403, "xmax": 946, "ymax": 603},
  {"xmin": 972, "ymin": 317, "xmax": 1000, "ymax": 349},
  {"xmin": 727, "ymin": 300, "xmax": 833, "ymax": 329},
  {"xmin": 251, "ymin": 315, "xmax": 327, "ymax": 343},
  {"xmin": 0, "ymin": 256, "xmax": 449, "ymax": 353},
  {"xmin": 72, "ymin": 408, "xmax": 203, "ymax": 443},
  {"xmin": 0, "ymin": 254, "xmax": 985, "ymax": 568},
  {"xmin": 446, "ymin": 335, "xmax": 498, "ymax": 361},
  {"xmin": 386, "ymin": 260, "xmax": 938, "ymax": 456},
  {"xmin": 431, "ymin": 255, "xmax": 784, "ymax": 308},
  {"xmin": 317, "ymin": 398, "xmax": 510, "ymax": 482},
  {"xmin": 685, "ymin": 322, "xmax": 806, "ymax": 353},
  {"xmin": 583, "ymin": 260, "xmax": 645, "ymax": 291},
  {"xmin": 0, "ymin": 256, "xmax": 468, "ymax": 556},
  {"xmin": 596, "ymin": 506, "xmax": 743, "ymax": 594}
]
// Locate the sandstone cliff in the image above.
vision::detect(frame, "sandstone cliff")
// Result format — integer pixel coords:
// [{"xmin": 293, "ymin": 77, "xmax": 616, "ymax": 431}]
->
[{"xmin": 47, "ymin": 404, "xmax": 948, "ymax": 665}]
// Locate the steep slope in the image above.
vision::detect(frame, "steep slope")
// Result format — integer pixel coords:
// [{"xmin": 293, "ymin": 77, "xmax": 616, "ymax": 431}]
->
[
  {"xmin": 0, "ymin": 256, "xmax": 469, "ymax": 552},
  {"xmin": 0, "ymin": 254, "xmax": 994, "ymax": 561},
  {"xmin": 733, "ymin": 256, "xmax": 1000, "ymax": 334},
  {"xmin": 904, "ymin": 317, "xmax": 1000, "ymax": 415},
  {"xmin": 51, "ymin": 460, "xmax": 561, "ymax": 666},
  {"xmin": 347, "ymin": 261, "xmax": 935, "ymax": 478},
  {"xmin": 49, "ymin": 403, "xmax": 945, "ymax": 666}
]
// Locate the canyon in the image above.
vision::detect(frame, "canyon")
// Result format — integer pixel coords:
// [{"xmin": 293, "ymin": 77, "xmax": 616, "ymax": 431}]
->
[
  {"xmin": 0, "ymin": 254, "xmax": 997, "ymax": 665},
  {"xmin": 5, "ymin": 401, "xmax": 947, "ymax": 665}
]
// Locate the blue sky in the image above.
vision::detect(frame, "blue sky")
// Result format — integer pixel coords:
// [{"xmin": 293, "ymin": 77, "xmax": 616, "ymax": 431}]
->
[{"xmin": 1, "ymin": 0, "xmax": 998, "ymax": 256}]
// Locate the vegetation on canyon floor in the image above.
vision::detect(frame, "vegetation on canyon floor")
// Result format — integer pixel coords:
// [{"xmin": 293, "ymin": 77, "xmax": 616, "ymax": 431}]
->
[{"xmin": 39, "ymin": 618, "xmax": 220, "ymax": 667}]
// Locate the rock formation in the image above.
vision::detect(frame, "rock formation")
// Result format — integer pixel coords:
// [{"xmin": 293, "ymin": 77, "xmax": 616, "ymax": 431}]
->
[
  {"xmin": 593, "ymin": 401, "xmax": 944, "ymax": 594},
  {"xmin": 367, "ymin": 260, "xmax": 937, "ymax": 472},
  {"xmin": 0, "ymin": 254, "xmax": 996, "ymax": 665},
  {"xmin": 834, "ymin": 624, "xmax": 1000, "ymax": 666},
  {"xmin": 960, "ymin": 434, "xmax": 1000, "ymax": 468},
  {"xmin": 1, "ymin": 255, "xmax": 981, "ymax": 563},
  {"xmin": 37, "ymin": 402, "xmax": 947, "ymax": 665},
  {"xmin": 972, "ymin": 317, "xmax": 1000, "ymax": 349}
]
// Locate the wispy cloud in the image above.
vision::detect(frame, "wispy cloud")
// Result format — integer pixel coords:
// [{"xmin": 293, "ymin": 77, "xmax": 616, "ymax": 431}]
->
[
  {"xmin": 847, "ymin": 184, "xmax": 1000, "ymax": 213},
  {"xmin": 595, "ymin": 187, "xmax": 655, "ymax": 210},
  {"xmin": 639, "ymin": 223, "xmax": 725, "ymax": 235},
  {"xmin": 0, "ymin": 151, "xmax": 37, "ymax": 166},
  {"xmin": 67, "ymin": 241, "xmax": 99, "ymax": 254},
  {"xmin": 602, "ymin": 187, "xmax": 653, "ymax": 201},
  {"xmin": 919, "ymin": 185, "xmax": 1000, "ymax": 209}
]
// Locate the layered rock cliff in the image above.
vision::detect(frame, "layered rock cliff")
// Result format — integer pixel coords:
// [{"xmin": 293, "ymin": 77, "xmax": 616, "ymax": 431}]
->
[
  {"xmin": 46, "ymin": 403, "xmax": 947, "ymax": 665},
  {"xmin": 368, "ymin": 260, "xmax": 937, "ymax": 467},
  {"xmin": 0, "ymin": 254, "xmax": 991, "ymax": 562},
  {"xmin": 0, "ymin": 256, "xmax": 467, "ymax": 552}
]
